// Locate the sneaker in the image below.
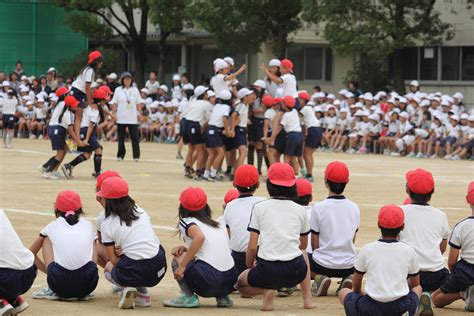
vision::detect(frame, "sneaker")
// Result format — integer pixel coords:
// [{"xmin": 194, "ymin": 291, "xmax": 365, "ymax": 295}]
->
[
  {"xmin": 38, "ymin": 135, "xmax": 44, "ymax": 140},
  {"xmin": 305, "ymin": 175, "xmax": 314, "ymax": 183},
  {"xmin": 415, "ymin": 292, "xmax": 433, "ymax": 315},
  {"xmin": 203, "ymin": 175, "xmax": 215, "ymax": 182},
  {"xmin": 118, "ymin": 287, "xmax": 137, "ymax": 309},
  {"xmin": 0, "ymin": 299, "xmax": 14, "ymax": 315},
  {"xmin": 300, "ymin": 168, "xmax": 307, "ymax": 177},
  {"xmin": 216, "ymin": 296, "xmax": 233, "ymax": 307},
  {"xmin": 452, "ymin": 155, "xmax": 461, "ymax": 161},
  {"xmin": 443, "ymin": 154, "xmax": 452, "ymax": 160},
  {"xmin": 10, "ymin": 296, "xmax": 28, "ymax": 314},
  {"xmin": 135, "ymin": 292, "xmax": 151, "ymax": 307},
  {"xmin": 277, "ymin": 287, "xmax": 294, "ymax": 297},
  {"xmin": 32, "ymin": 288, "xmax": 59, "ymax": 300},
  {"xmin": 29, "ymin": 135, "xmax": 36, "ymax": 139},
  {"xmin": 464, "ymin": 285, "xmax": 474, "ymax": 312},
  {"xmin": 312, "ymin": 275, "xmax": 331, "ymax": 297},
  {"xmin": 176, "ymin": 152, "xmax": 184, "ymax": 160},
  {"xmin": 406, "ymin": 152, "xmax": 416, "ymax": 158},
  {"xmin": 185, "ymin": 171, "xmax": 193, "ymax": 178},
  {"xmin": 210, "ymin": 175, "xmax": 225, "ymax": 182},
  {"xmin": 194, "ymin": 175, "xmax": 204, "ymax": 181},
  {"xmin": 390, "ymin": 152, "xmax": 401, "ymax": 157},
  {"xmin": 61, "ymin": 164, "xmax": 73, "ymax": 179},
  {"xmin": 42, "ymin": 172, "xmax": 59, "ymax": 180},
  {"xmin": 117, "ymin": 157, "xmax": 124, "ymax": 161},
  {"xmin": 336, "ymin": 274, "xmax": 353, "ymax": 295},
  {"xmin": 429, "ymin": 154, "xmax": 438, "ymax": 159},
  {"xmin": 134, "ymin": 158, "xmax": 140, "ymax": 162},
  {"xmin": 163, "ymin": 293, "xmax": 200, "ymax": 308},
  {"xmin": 416, "ymin": 152, "xmax": 424, "ymax": 158},
  {"xmin": 357, "ymin": 146, "xmax": 367, "ymax": 154},
  {"xmin": 92, "ymin": 171, "xmax": 101, "ymax": 178},
  {"xmin": 37, "ymin": 164, "xmax": 47, "ymax": 174}
]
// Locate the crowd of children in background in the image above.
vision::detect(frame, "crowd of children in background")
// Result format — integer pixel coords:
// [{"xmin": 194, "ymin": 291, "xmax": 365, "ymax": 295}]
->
[{"xmin": 1, "ymin": 163, "xmax": 473, "ymax": 315}]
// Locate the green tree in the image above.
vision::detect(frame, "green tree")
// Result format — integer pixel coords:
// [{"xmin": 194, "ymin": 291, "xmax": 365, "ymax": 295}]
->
[
  {"xmin": 189, "ymin": 0, "xmax": 302, "ymax": 58},
  {"xmin": 303, "ymin": 0, "xmax": 454, "ymax": 93}
]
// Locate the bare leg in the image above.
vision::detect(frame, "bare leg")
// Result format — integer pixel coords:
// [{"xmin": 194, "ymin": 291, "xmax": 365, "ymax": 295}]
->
[
  {"xmin": 432, "ymin": 289, "xmax": 461, "ymax": 308},
  {"xmin": 301, "ymin": 252, "xmax": 316, "ymax": 309}
]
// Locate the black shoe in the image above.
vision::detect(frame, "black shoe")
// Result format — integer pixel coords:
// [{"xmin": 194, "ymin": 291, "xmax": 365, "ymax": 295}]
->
[
  {"xmin": 194, "ymin": 175, "xmax": 204, "ymax": 181},
  {"xmin": 61, "ymin": 164, "xmax": 73, "ymax": 179},
  {"xmin": 92, "ymin": 172, "xmax": 101, "ymax": 178}
]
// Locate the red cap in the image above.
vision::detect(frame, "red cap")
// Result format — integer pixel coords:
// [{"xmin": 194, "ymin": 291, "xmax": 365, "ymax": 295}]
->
[
  {"xmin": 296, "ymin": 178, "xmax": 313, "ymax": 197},
  {"xmin": 405, "ymin": 168, "xmax": 435, "ymax": 194},
  {"xmin": 224, "ymin": 189, "xmax": 239, "ymax": 205},
  {"xmin": 298, "ymin": 91, "xmax": 310, "ymax": 101},
  {"xmin": 93, "ymin": 88, "xmax": 107, "ymax": 100},
  {"xmin": 268, "ymin": 162, "xmax": 296, "ymax": 187},
  {"xmin": 283, "ymin": 96, "xmax": 296, "ymax": 108},
  {"xmin": 262, "ymin": 95, "xmax": 274, "ymax": 107},
  {"xmin": 280, "ymin": 59, "xmax": 293, "ymax": 72},
  {"xmin": 96, "ymin": 177, "xmax": 129, "ymax": 199},
  {"xmin": 88, "ymin": 50, "xmax": 102, "ymax": 64},
  {"xmin": 234, "ymin": 164, "xmax": 259, "ymax": 188},
  {"xmin": 179, "ymin": 187, "xmax": 207, "ymax": 211},
  {"xmin": 403, "ymin": 197, "xmax": 411, "ymax": 205},
  {"xmin": 64, "ymin": 96, "xmax": 79, "ymax": 109},
  {"xmin": 324, "ymin": 161, "xmax": 350, "ymax": 183},
  {"xmin": 96, "ymin": 170, "xmax": 121, "ymax": 189},
  {"xmin": 55, "ymin": 86, "xmax": 69, "ymax": 97},
  {"xmin": 378, "ymin": 204, "xmax": 404, "ymax": 229},
  {"xmin": 273, "ymin": 97, "xmax": 283, "ymax": 104},
  {"xmin": 98, "ymin": 85, "xmax": 112, "ymax": 95},
  {"xmin": 467, "ymin": 181, "xmax": 474, "ymax": 205},
  {"xmin": 55, "ymin": 190, "xmax": 82, "ymax": 213}
]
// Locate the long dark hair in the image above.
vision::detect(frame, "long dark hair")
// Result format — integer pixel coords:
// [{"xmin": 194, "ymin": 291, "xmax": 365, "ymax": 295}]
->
[
  {"xmin": 266, "ymin": 179, "xmax": 297, "ymax": 199},
  {"xmin": 55, "ymin": 208, "xmax": 83, "ymax": 226},
  {"xmin": 217, "ymin": 98, "xmax": 233, "ymax": 106},
  {"xmin": 78, "ymin": 57, "xmax": 102, "ymax": 81},
  {"xmin": 94, "ymin": 98, "xmax": 106, "ymax": 124},
  {"xmin": 104, "ymin": 196, "xmax": 139, "ymax": 226},
  {"xmin": 179, "ymin": 204, "xmax": 219, "ymax": 228}
]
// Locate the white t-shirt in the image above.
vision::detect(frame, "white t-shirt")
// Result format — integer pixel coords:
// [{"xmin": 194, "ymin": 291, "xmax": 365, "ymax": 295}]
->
[
  {"xmin": 80, "ymin": 106, "xmax": 100, "ymax": 128},
  {"xmin": 177, "ymin": 99, "xmax": 190, "ymax": 119},
  {"xmin": 145, "ymin": 80, "xmax": 160, "ymax": 94},
  {"xmin": 34, "ymin": 106, "xmax": 47, "ymax": 119},
  {"xmin": 388, "ymin": 121, "xmax": 400, "ymax": 134},
  {"xmin": 40, "ymin": 217, "xmax": 95, "ymax": 270},
  {"xmin": 0, "ymin": 209, "xmax": 35, "ymax": 270},
  {"xmin": 310, "ymin": 196, "xmax": 360, "ymax": 269},
  {"xmin": 171, "ymin": 85, "xmax": 182, "ymax": 100},
  {"xmin": 300, "ymin": 106, "xmax": 320, "ymax": 128},
  {"xmin": 212, "ymin": 74, "xmax": 231, "ymax": 94},
  {"xmin": 72, "ymin": 67, "xmax": 95, "ymax": 93},
  {"xmin": 305, "ymin": 206, "xmax": 313, "ymax": 254},
  {"xmin": 355, "ymin": 240, "xmax": 419, "ymax": 303},
  {"xmin": 179, "ymin": 217, "xmax": 234, "ymax": 271},
  {"xmin": 235, "ymin": 102, "xmax": 249, "ymax": 128},
  {"xmin": 280, "ymin": 74, "xmax": 298, "ymax": 98},
  {"xmin": 1, "ymin": 97, "xmax": 17, "ymax": 115},
  {"xmin": 325, "ymin": 116, "xmax": 337, "ymax": 130},
  {"xmin": 111, "ymin": 86, "xmax": 143, "ymax": 125},
  {"xmin": 208, "ymin": 103, "xmax": 230, "ymax": 128},
  {"xmin": 248, "ymin": 199, "xmax": 310, "ymax": 261},
  {"xmin": 149, "ymin": 111, "xmax": 164, "ymax": 123},
  {"xmin": 265, "ymin": 79, "xmax": 280, "ymax": 97},
  {"xmin": 280, "ymin": 109, "xmax": 302, "ymax": 133},
  {"xmin": 186, "ymin": 99, "xmax": 213, "ymax": 123},
  {"xmin": 264, "ymin": 108, "xmax": 277, "ymax": 125},
  {"xmin": 100, "ymin": 206, "xmax": 161, "ymax": 260},
  {"xmin": 446, "ymin": 123, "xmax": 460, "ymax": 138},
  {"xmin": 224, "ymin": 196, "xmax": 266, "ymax": 252},
  {"xmin": 49, "ymin": 102, "xmax": 74, "ymax": 129},
  {"xmin": 400, "ymin": 204, "xmax": 450, "ymax": 271},
  {"xmin": 448, "ymin": 217, "xmax": 474, "ymax": 264},
  {"xmin": 337, "ymin": 117, "xmax": 351, "ymax": 131}
]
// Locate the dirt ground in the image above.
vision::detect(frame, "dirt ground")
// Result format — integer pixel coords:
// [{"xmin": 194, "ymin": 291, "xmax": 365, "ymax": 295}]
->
[{"xmin": 0, "ymin": 139, "xmax": 472, "ymax": 315}]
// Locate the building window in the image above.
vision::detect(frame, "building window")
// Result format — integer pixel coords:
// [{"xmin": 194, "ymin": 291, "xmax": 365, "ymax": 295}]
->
[
  {"xmin": 287, "ymin": 45, "xmax": 332, "ymax": 81},
  {"xmin": 420, "ymin": 47, "xmax": 438, "ymax": 81},
  {"xmin": 441, "ymin": 47, "xmax": 459, "ymax": 80},
  {"xmin": 461, "ymin": 47, "xmax": 474, "ymax": 81}
]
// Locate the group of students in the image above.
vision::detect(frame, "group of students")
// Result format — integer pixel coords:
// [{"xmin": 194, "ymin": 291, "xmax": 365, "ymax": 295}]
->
[{"xmin": 1, "ymin": 160, "xmax": 474, "ymax": 315}]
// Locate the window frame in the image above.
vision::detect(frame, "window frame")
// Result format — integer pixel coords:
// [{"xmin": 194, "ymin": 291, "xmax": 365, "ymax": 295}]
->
[{"xmin": 287, "ymin": 44, "xmax": 333, "ymax": 83}]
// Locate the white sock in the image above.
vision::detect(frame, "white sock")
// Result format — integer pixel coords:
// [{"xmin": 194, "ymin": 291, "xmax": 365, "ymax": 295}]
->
[
  {"xmin": 204, "ymin": 170, "xmax": 210, "ymax": 178},
  {"xmin": 210, "ymin": 168, "xmax": 217, "ymax": 177}
]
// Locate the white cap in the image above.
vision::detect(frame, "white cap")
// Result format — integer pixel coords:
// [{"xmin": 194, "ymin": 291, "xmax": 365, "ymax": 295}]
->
[
  {"xmin": 326, "ymin": 93, "xmax": 335, "ymax": 100},
  {"xmin": 369, "ymin": 114, "xmax": 379, "ymax": 121},
  {"xmin": 340, "ymin": 108, "xmax": 350, "ymax": 114},
  {"xmin": 398, "ymin": 97, "xmax": 407, "ymax": 103},
  {"xmin": 164, "ymin": 101, "xmax": 172, "ymax": 108},
  {"xmin": 237, "ymin": 87, "xmax": 253, "ymax": 99},
  {"xmin": 377, "ymin": 91, "xmax": 387, "ymax": 97},
  {"xmin": 96, "ymin": 78, "xmax": 103, "ymax": 84},
  {"xmin": 22, "ymin": 96, "xmax": 31, "ymax": 101},
  {"xmin": 218, "ymin": 90, "xmax": 232, "ymax": 100},
  {"xmin": 207, "ymin": 90, "xmax": 216, "ymax": 97},
  {"xmin": 435, "ymin": 92, "xmax": 442, "ymax": 97},
  {"xmin": 410, "ymin": 80, "xmax": 419, "ymax": 87},
  {"xmin": 223, "ymin": 57, "xmax": 234, "ymax": 66},
  {"xmin": 269, "ymin": 59, "xmax": 281, "ymax": 67},
  {"xmin": 365, "ymin": 95, "xmax": 373, "ymax": 101},
  {"xmin": 172, "ymin": 74, "xmax": 181, "ymax": 81},
  {"xmin": 460, "ymin": 113, "xmax": 469, "ymax": 120},
  {"xmin": 141, "ymin": 88, "xmax": 149, "ymax": 94},
  {"xmin": 159, "ymin": 85, "xmax": 168, "ymax": 93},
  {"xmin": 453, "ymin": 92, "xmax": 464, "ymax": 100},
  {"xmin": 253, "ymin": 80, "xmax": 266, "ymax": 89},
  {"xmin": 48, "ymin": 93, "xmax": 56, "ymax": 99},
  {"xmin": 194, "ymin": 85, "xmax": 208, "ymax": 97},
  {"xmin": 344, "ymin": 91, "xmax": 354, "ymax": 98},
  {"xmin": 441, "ymin": 99, "xmax": 450, "ymax": 107},
  {"xmin": 20, "ymin": 75, "xmax": 27, "ymax": 81},
  {"xmin": 450, "ymin": 115, "xmax": 460, "ymax": 121},
  {"xmin": 420, "ymin": 100, "xmax": 430, "ymax": 107},
  {"xmin": 370, "ymin": 105, "xmax": 377, "ymax": 111},
  {"xmin": 2, "ymin": 80, "xmax": 10, "ymax": 87},
  {"xmin": 387, "ymin": 98, "xmax": 396, "ymax": 104},
  {"xmin": 412, "ymin": 97, "xmax": 420, "ymax": 104},
  {"xmin": 355, "ymin": 110, "xmax": 364, "ymax": 116},
  {"xmin": 375, "ymin": 108, "xmax": 384, "ymax": 115},
  {"xmin": 20, "ymin": 86, "xmax": 29, "ymax": 93},
  {"xmin": 213, "ymin": 58, "xmax": 223, "ymax": 65},
  {"xmin": 469, "ymin": 115, "xmax": 474, "ymax": 122},
  {"xmin": 47, "ymin": 67, "xmax": 56, "ymax": 73},
  {"xmin": 339, "ymin": 89, "xmax": 348, "ymax": 95},
  {"xmin": 150, "ymin": 101, "xmax": 159, "ymax": 109},
  {"xmin": 399, "ymin": 112, "xmax": 410, "ymax": 119},
  {"xmin": 91, "ymin": 82, "xmax": 98, "ymax": 88},
  {"xmin": 363, "ymin": 92, "xmax": 373, "ymax": 99},
  {"xmin": 354, "ymin": 102, "xmax": 364, "ymax": 108},
  {"xmin": 392, "ymin": 108, "xmax": 401, "ymax": 114},
  {"xmin": 333, "ymin": 99, "xmax": 341, "ymax": 106},
  {"xmin": 50, "ymin": 95, "xmax": 58, "ymax": 103},
  {"xmin": 214, "ymin": 59, "xmax": 228, "ymax": 72},
  {"xmin": 363, "ymin": 110, "xmax": 370, "ymax": 116},
  {"xmin": 314, "ymin": 106, "xmax": 323, "ymax": 112},
  {"xmin": 26, "ymin": 100, "xmax": 33, "ymax": 106},
  {"xmin": 36, "ymin": 94, "xmax": 44, "ymax": 102},
  {"xmin": 109, "ymin": 73, "xmax": 118, "ymax": 80},
  {"xmin": 171, "ymin": 98, "xmax": 180, "ymax": 107}
]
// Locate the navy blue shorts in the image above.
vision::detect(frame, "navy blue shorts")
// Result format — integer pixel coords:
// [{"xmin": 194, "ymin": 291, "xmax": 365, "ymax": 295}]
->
[
  {"xmin": 419, "ymin": 268, "xmax": 449, "ymax": 292},
  {"xmin": 249, "ymin": 117, "xmax": 264, "ymax": 142},
  {"xmin": 440, "ymin": 259, "xmax": 474, "ymax": 293},
  {"xmin": 2, "ymin": 114, "xmax": 15, "ymax": 129},
  {"xmin": 305, "ymin": 127, "xmax": 323, "ymax": 149},
  {"xmin": 248, "ymin": 255, "xmax": 307, "ymax": 290},
  {"xmin": 205, "ymin": 126, "xmax": 224, "ymax": 148},
  {"xmin": 462, "ymin": 139, "xmax": 474, "ymax": 151},
  {"xmin": 0, "ymin": 264, "xmax": 37, "ymax": 301},
  {"xmin": 234, "ymin": 127, "xmax": 247, "ymax": 147},
  {"xmin": 184, "ymin": 260, "xmax": 238, "ymax": 298},
  {"xmin": 309, "ymin": 256, "xmax": 354, "ymax": 278},
  {"xmin": 231, "ymin": 251, "xmax": 247, "ymax": 276},
  {"xmin": 70, "ymin": 87, "xmax": 87, "ymax": 109},
  {"xmin": 47, "ymin": 261, "xmax": 98, "ymax": 299},
  {"xmin": 47, "ymin": 125, "xmax": 67, "ymax": 150},
  {"xmin": 344, "ymin": 292, "xmax": 419, "ymax": 316},
  {"xmin": 112, "ymin": 246, "xmax": 167, "ymax": 288},
  {"xmin": 179, "ymin": 118, "xmax": 189, "ymax": 144},
  {"xmin": 222, "ymin": 134, "xmax": 235, "ymax": 152},
  {"xmin": 440, "ymin": 136, "xmax": 457, "ymax": 146},
  {"xmin": 284, "ymin": 132, "xmax": 304, "ymax": 157},
  {"xmin": 272, "ymin": 131, "xmax": 287, "ymax": 153},
  {"xmin": 186, "ymin": 121, "xmax": 204, "ymax": 145},
  {"xmin": 77, "ymin": 127, "xmax": 101, "ymax": 152},
  {"xmin": 342, "ymin": 130, "xmax": 350, "ymax": 136}
]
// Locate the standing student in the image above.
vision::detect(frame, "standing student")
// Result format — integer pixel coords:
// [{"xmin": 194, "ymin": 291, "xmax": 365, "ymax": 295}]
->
[
  {"xmin": 261, "ymin": 58, "xmax": 298, "ymax": 100},
  {"xmin": 232, "ymin": 88, "xmax": 255, "ymax": 174},
  {"xmin": 338, "ymin": 205, "xmax": 422, "ymax": 316},
  {"xmin": 432, "ymin": 181, "xmax": 474, "ymax": 311},
  {"xmin": 1, "ymin": 89, "xmax": 18, "ymax": 148},
  {"xmin": 237, "ymin": 163, "xmax": 315, "ymax": 311},
  {"xmin": 399, "ymin": 168, "xmax": 450, "ymax": 314},
  {"xmin": 61, "ymin": 88, "xmax": 106, "ymax": 179},
  {"xmin": 310, "ymin": 161, "xmax": 359, "ymax": 296},
  {"xmin": 262, "ymin": 96, "xmax": 283, "ymax": 164},
  {"xmin": 264, "ymin": 59, "xmax": 281, "ymax": 97},
  {"xmin": 0, "ymin": 210, "xmax": 37, "ymax": 315},
  {"xmin": 30, "ymin": 190, "xmax": 99, "ymax": 300},
  {"xmin": 164, "ymin": 187, "xmax": 237, "ymax": 308},
  {"xmin": 212, "ymin": 59, "xmax": 247, "ymax": 95},
  {"xmin": 98, "ymin": 177, "xmax": 167, "ymax": 309},
  {"xmin": 71, "ymin": 50, "xmax": 103, "ymax": 136},
  {"xmin": 111, "ymin": 72, "xmax": 144, "ymax": 162},
  {"xmin": 176, "ymin": 89, "xmax": 193, "ymax": 159},
  {"xmin": 224, "ymin": 164, "xmax": 265, "ymax": 275}
]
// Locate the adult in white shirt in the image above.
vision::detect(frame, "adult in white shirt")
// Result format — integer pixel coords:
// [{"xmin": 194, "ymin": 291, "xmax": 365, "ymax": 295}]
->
[
  {"xmin": 261, "ymin": 58, "xmax": 298, "ymax": 99},
  {"xmin": 111, "ymin": 72, "xmax": 144, "ymax": 161}
]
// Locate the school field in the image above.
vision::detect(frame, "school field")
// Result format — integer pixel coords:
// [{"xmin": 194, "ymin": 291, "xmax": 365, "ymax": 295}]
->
[{"xmin": 0, "ymin": 139, "xmax": 472, "ymax": 315}]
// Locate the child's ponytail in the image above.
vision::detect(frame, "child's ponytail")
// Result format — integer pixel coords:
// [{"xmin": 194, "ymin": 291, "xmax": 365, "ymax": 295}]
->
[{"xmin": 55, "ymin": 208, "xmax": 83, "ymax": 226}]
